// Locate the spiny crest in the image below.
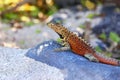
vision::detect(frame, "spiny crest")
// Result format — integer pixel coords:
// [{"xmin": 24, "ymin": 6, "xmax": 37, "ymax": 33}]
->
[
  {"xmin": 70, "ymin": 31, "xmax": 95, "ymax": 51},
  {"xmin": 78, "ymin": 35, "xmax": 95, "ymax": 52}
]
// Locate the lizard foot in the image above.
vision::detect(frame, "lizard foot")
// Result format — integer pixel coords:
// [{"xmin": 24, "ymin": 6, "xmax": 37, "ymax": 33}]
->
[{"xmin": 54, "ymin": 41, "xmax": 70, "ymax": 52}]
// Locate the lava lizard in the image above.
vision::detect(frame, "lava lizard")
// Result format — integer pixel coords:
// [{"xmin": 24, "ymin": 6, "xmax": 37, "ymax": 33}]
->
[{"xmin": 47, "ymin": 22, "xmax": 120, "ymax": 66}]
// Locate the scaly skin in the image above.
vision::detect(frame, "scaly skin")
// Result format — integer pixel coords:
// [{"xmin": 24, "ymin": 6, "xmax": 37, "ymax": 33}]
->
[{"xmin": 47, "ymin": 22, "xmax": 120, "ymax": 66}]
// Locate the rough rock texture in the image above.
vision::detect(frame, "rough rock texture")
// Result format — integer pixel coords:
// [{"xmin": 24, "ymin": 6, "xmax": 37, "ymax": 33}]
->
[
  {"xmin": 26, "ymin": 40, "xmax": 120, "ymax": 80},
  {"xmin": 0, "ymin": 46, "xmax": 64, "ymax": 80},
  {"xmin": 0, "ymin": 40, "xmax": 120, "ymax": 80}
]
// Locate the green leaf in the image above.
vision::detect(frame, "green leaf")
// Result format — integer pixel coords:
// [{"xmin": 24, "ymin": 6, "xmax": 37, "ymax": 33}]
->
[
  {"xmin": 47, "ymin": 10, "xmax": 55, "ymax": 16},
  {"xmin": 85, "ymin": 0, "xmax": 95, "ymax": 10},
  {"xmin": 30, "ymin": 6, "xmax": 39, "ymax": 11},
  {"xmin": 30, "ymin": 8, "xmax": 39, "ymax": 17},
  {"xmin": 25, "ymin": 22, "xmax": 34, "ymax": 26},
  {"xmin": 95, "ymin": 46, "xmax": 103, "ymax": 53},
  {"xmin": 79, "ymin": 25, "xmax": 85, "ymax": 29},
  {"xmin": 4, "ymin": 13, "xmax": 18, "ymax": 20},
  {"xmin": 47, "ymin": 5, "xmax": 57, "ymax": 16},
  {"xmin": 31, "ymin": 11, "xmax": 39, "ymax": 17},
  {"xmin": 105, "ymin": 52, "xmax": 112, "ymax": 57},
  {"xmin": 19, "ymin": 40, "xmax": 25, "ymax": 45},
  {"xmin": 2, "ymin": 19, "xmax": 10, "ymax": 23},
  {"xmin": 87, "ymin": 13, "xmax": 95, "ymax": 19},
  {"xmin": 35, "ymin": 29, "xmax": 41, "ymax": 34},
  {"xmin": 110, "ymin": 32, "xmax": 120, "ymax": 43},
  {"xmin": 0, "ymin": 7, "xmax": 5, "ymax": 11},
  {"xmin": 57, "ymin": 38, "xmax": 62, "ymax": 43},
  {"xmin": 80, "ymin": 0, "xmax": 86, "ymax": 6},
  {"xmin": 99, "ymin": 33, "xmax": 107, "ymax": 40}
]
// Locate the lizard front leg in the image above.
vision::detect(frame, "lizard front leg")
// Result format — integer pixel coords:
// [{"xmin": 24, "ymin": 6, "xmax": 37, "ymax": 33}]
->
[
  {"xmin": 54, "ymin": 38, "xmax": 70, "ymax": 51},
  {"xmin": 84, "ymin": 53, "xmax": 99, "ymax": 62}
]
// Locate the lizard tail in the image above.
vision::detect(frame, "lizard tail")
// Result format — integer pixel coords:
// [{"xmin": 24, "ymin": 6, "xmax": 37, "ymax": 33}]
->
[{"xmin": 93, "ymin": 52, "xmax": 120, "ymax": 66}]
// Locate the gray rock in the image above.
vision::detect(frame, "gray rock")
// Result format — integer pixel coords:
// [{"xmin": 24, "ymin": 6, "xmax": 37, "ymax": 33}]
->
[
  {"xmin": 0, "ymin": 46, "xmax": 64, "ymax": 80},
  {"xmin": 26, "ymin": 40, "xmax": 120, "ymax": 80}
]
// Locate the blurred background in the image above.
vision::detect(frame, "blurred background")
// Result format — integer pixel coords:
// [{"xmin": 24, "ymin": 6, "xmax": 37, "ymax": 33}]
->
[{"xmin": 0, "ymin": 0, "xmax": 120, "ymax": 59}]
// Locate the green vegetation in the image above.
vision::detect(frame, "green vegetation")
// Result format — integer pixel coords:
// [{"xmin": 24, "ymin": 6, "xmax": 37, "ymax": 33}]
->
[
  {"xmin": 95, "ymin": 46, "xmax": 103, "ymax": 53},
  {"xmin": 0, "ymin": 0, "xmax": 58, "ymax": 25},
  {"xmin": 79, "ymin": 25, "xmax": 86, "ymax": 29},
  {"xmin": 87, "ymin": 13, "xmax": 97, "ymax": 19},
  {"xmin": 109, "ymin": 32, "xmax": 120, "ymax": 43},
  {"xmin": 19, "ymin": 40, "xmax": 25, "ymax": 45},
  {"xmin": 25, "ymin": 22, "xmax": 35, "ymax": 26},
  {"xmin": 57, "ymin": 38, "xmax": 62, "ymax": 43},
  {"xmin": 35, "ymin": 29, "xmax": 41, "ymax": 34},
  {"xmin": 99, "ymin": 32, "xmax": 107, "ymax": 40}
]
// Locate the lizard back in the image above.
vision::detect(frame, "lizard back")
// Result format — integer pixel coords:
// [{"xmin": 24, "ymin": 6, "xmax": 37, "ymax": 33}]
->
[{"xmin": 67, "ymin": 32, "xmax": 95, "ymax": 56}]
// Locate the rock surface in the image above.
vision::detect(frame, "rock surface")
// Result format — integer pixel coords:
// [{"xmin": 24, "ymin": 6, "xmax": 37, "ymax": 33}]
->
[
  {"xmin": 0, "ymin": 40, "xmax": 120, "ymax": 80},
  {"xmin": 26, "ymin": 40, "xmax": 120, "ymax": 80},
  {"xmin": 0, "ymin": 46, "xmax": 64, "ymax": 80}
]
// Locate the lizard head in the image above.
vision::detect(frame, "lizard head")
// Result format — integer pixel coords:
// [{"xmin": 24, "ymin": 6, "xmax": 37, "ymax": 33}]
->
[{"xmin": 47, "ymin": 22, "xmax": 70, "ymax": 39}]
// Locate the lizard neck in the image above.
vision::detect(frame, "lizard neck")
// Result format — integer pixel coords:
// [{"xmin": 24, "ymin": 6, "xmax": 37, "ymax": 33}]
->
[{"xmin": 64, "ymin": 31, "xmax": 71, "ymax": 41}]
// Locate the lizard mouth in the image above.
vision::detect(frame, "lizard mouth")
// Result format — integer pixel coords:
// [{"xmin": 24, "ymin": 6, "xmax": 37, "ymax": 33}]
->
[{"xmin": 57, "ymin": 32, "xmax": 64, "ymax": 39}]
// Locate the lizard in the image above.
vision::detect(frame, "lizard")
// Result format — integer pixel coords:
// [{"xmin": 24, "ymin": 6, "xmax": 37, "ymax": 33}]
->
[{"xmin": 47, "ymin": 22, "xmax": 120, "ymax": 66}]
